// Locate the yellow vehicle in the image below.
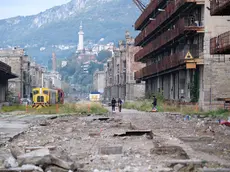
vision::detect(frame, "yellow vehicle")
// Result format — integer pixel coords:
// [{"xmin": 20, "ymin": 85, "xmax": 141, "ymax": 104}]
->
[{"xmin": 32, "ymin": 87, "xmax": 58, "ymax": 106}]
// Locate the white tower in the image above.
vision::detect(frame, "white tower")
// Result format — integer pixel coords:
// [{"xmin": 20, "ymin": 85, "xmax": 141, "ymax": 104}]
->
[{"xmin": 77, "ymin": 21, "xmax": 84, "ymax": 52}]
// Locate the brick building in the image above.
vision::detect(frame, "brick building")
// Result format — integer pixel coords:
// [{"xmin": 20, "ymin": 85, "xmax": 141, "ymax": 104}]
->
[
  {"xmin": 0, "ymin": 48, "xmax": 31, "ymax": 98},
  {"xmin": 104, "ymin": 32, "xmax": 145, "ymax": 102},
  {"xmin": 134, "ymin": 0, "xmax": 230, "ymax": 110}
]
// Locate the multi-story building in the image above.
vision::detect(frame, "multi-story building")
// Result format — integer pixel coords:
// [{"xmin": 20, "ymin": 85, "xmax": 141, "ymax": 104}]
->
[
  {"xmin": 93, "ymin": 70, "xmax": 106, "ymax": 93},
  {"xmin": 104, "ymin": 32, "xmax": 145, "ymax": 102},
  {"xmin": 134, "ymin": 0, "xmax": 230, "ymax": 110},
  {"xmin": 0, "ymin": 48, "xmax": 31, "ymax": 98}
]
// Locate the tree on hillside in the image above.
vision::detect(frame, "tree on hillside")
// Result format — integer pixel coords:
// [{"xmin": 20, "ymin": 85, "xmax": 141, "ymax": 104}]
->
[{"xmin": 96, "ymin": 50, "xmax": 112, "ymax": 62}]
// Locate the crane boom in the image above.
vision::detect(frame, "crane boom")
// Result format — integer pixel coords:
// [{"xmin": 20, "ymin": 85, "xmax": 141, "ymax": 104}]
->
[{"xmin": 132, "ymin": 0, "xmax": 146, "ymax": 12}]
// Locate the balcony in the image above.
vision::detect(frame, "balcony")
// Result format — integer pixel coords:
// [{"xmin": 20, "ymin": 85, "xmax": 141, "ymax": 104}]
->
[
  {"xmin": 135, "ymin": 0, "xmax": 165, "ymax": 30},
  {"xmin": 135, "ymin": 18, "xmax": 204, "ymax": 62},
  {"xmin": 210, "ymin": 0, "xmax": 230, "ymax": 15},
  {"xmin": 135, "ymin": 0, "xmax": 200, "ymax": 31},
  {"xmin": 135, "ymin": 50, "xmax": 199, "ymax": 80},
  {"xmin": 135, "ymin": 0, "xmax": 204, "ymax": 46},
  {"xmin": 210, "ymin": 31, "xmax": 230, "ymax": 54}
]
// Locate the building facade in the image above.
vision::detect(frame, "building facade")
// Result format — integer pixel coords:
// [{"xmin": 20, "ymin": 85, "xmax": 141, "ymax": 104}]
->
[
  {"xmin": 93, "ymin": 70, "xmax": 106, "ymax": 93},
  {"xmin": 104, "ymin": 32, "xmax": 145, "ymax": 102},
  {"xmin": 0, "ymin": 48, "xmax": 31, "ymax": 98},
  {"xmin": 134, "ymin": 0, "xmax": 230, "ymax": 110},
  {"xmin": 43, "ymin": 71, "xmax": 62, "ymax": 89}
]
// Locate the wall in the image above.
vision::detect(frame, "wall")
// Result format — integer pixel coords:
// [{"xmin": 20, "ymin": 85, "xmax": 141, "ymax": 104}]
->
[{"xmin": 93, "ymin": 71, "xmax": 105, "ymax": 93}]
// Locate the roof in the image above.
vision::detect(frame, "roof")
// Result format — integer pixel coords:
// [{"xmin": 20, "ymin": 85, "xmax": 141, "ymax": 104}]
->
[{"xmin": 0, "ymin": 61, "xmax": 18, "ymax": 79}]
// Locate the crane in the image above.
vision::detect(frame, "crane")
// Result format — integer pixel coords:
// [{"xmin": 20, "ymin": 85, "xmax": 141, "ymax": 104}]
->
[{"xmin": 132, "ymin": 0, "xmax": 147, "ymax": 12}]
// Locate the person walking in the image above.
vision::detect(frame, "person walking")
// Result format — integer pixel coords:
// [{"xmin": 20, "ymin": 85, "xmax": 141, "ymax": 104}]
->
[
  {"xmin": 111, "ymin": 98, "xmax": 116, "ymax": 112},
  {"xmin": 152, "ymin": 96, "xmax": 157, "ymax": 111},
  {"xmin": 118, "ymin": 98, "xmax": 123, "ymax": 112}
]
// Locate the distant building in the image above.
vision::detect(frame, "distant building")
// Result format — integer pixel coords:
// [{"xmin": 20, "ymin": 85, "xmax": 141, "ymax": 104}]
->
[
  {"xmin": 77, "ymin": 22, "xmax": 84, "ymax": 53},
  {"xmin": 81, "ymin": 61, "xmax": 90, "ymax": 73},
  {"xmin": 103, "ymin": 31, "xmax": 145, "ymax": 102},
  {"xmin": 43, "ymin": 71, "xmax": 62, "ymax": 89},
  {"xmin": 0, "ymin": 48, "xmax": 31, "ymax": 98},
  {"xmin": 93, "ymin": 70, "xmax": 105, "ymax": 93},
  {"xmin": 61, "ymin": 60, "xmax": 68, "ymax": 68}
]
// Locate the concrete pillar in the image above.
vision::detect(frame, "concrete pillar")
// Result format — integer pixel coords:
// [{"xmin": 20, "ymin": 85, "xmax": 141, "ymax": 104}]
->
[
  {"xmin": 185, "ymin": 69, "xmax": 191, "ymax": 102},
  {"xmin": 199, "ymin": 66, "xmax": 204, "ymax": 109},
  {"xmin": 175, "ymin": 72, "xmax": 179, "ymax": 100},
  {"xmin": 157, "ymin": 76, "xmax": 160, "ymax": 92},
  {"xmin": 179, "ymin": 70, "xmax": 186, "ymax": 101},
  {"xmin": 170, "ymin": 73, "xmax": 173, "ymax": 99}
]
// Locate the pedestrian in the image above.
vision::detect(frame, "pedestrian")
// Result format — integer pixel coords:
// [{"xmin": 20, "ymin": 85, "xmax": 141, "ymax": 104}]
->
[
  {"xmin": 152, "ymin": 96, "xmax": 157, "ymax": 111},
  {"xmin": 111, "ymin": 98, "xmax": 116, "ymax": 112},
  {"xmin": 118, "ymin": 98, "xmax": 122, "ymax": 112}
]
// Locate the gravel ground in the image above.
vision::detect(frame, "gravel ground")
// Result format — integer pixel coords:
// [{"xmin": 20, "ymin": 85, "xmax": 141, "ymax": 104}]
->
[{"xmin": 1, "ymin": 108, "xmax": 230, "ymax": 171}]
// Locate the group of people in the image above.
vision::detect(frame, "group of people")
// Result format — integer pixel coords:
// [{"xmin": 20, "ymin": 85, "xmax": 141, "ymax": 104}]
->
[
  {"xmin": 110, "ymin": 96, "xmax": 158, "ymax": 113},
  {"xmin": 111, "ymin": 98, "xmax": 123, "ymax": 112}
]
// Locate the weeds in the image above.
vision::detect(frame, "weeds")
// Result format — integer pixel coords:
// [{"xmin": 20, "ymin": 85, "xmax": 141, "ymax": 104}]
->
[
  {"xmin": 0, "ymin": 102, "xmax": 108, "ymax": 115},
  {"xmin": 123, "ymin": 99, "xmax": 230, "ymax": 119},
  {"xmin": 1, "ymin": 105, "xmax": 25, "ymax": 112}
]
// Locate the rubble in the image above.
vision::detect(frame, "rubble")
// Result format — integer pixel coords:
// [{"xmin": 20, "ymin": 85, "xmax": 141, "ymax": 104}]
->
[
  {"xmin": 1, "ymin": 110, "xmax": 230, "ymax": 171},
  {"xmin": 99, "ymin": 146, "xmax": 123, "ymax": 155},
  {"xmin": 0, "ymin": 147, "xmax": 77, "ymax": 172},
  {"xmin": 25, "ymin": 146, "xmax": 56, "ymax": 152},
  {"xmin": 4, "ymin": 157, "xmax": 18, "ymax": 168},
  {"xmin": 150, "ymin": 145, "xmax": 189, "ymax": 159}
]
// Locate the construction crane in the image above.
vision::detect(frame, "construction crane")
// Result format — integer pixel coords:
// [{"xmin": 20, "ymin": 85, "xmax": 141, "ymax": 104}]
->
[{"xmin": 132, "ymin": 0, "xmax": 147, "ymax": 12}]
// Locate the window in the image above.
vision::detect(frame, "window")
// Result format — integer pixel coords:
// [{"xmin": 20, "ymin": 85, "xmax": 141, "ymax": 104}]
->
[
  {"xmin": 33, "ymin": 90, "xmax": 39, "ymax": 95},
  {"xmin": 43, "ymin": 91, "xmax": 49, "ymax": 95}
]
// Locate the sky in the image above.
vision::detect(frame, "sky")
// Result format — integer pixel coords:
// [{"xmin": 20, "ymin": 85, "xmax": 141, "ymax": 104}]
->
[{"xmin": 0, "ymin": 0, "xmax": 71, "ymax": 19}]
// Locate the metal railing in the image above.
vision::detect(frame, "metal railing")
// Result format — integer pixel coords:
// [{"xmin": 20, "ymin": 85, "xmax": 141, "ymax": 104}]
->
[
  {"xmin": 135, "ymin": 18, "xmax": 204, "ymax": 62},
  {"xmin": 135, "ymin": 0, "xmax": 165, "ymax": 30},
  {"xmin": 135, "ymin": 0, "xmax": 197, "ymax": 31},
  {"xmin": 135, "ymin": 49, "xmax": 199, "ymax": 79},
  {"xmin": 210, "ymin": 0, "xmax": 230, "ymax": 15},
  {"xmin": 210, "ymin": 31, "xmax": 230, "ymax": 54}
]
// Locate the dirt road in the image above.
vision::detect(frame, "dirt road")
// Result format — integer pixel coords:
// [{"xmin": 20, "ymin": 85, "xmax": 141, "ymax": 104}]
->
[{"xmin": 1, "ymin": 109, "xmax": 230, "ymax": 171}]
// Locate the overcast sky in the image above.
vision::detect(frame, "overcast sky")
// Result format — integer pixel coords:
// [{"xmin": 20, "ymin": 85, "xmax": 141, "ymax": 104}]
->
[{"xmin": 0, "ymin": 0, "xmax": 71, "ymax": 19}]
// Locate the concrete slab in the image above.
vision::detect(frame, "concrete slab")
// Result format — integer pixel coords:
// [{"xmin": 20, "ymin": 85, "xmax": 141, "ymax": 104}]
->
[{"xmin": 99, "ymin": 146, "xmax": 123, "ymax": 155}]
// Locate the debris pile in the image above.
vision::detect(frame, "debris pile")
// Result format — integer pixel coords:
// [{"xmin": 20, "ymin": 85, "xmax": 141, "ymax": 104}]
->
[{"xmin": 0, "ymin": 145, "xmax": 81, "ymax": 172}]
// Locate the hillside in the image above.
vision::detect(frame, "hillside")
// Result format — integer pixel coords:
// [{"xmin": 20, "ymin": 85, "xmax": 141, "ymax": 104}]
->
[{"xmin": 0, "ymin": 0, "xmax": 142, "ymax": 64}]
